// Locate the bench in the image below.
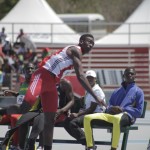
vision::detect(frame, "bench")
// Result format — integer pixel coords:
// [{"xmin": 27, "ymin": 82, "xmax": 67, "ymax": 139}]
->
[
  {"xmin": 0, "ymin": 96, "xmax": 17, "ymax": 141},
  {"xmin": 0, "ymin": 97, "xmax": 147, "ymax": 150},
  {"xmin": 0, "ymin": 96, "xmax": 17, "ymax": 107},
  {"xmin": 51, "ymin": 101, "xmax": 147, "ymax": 150}
]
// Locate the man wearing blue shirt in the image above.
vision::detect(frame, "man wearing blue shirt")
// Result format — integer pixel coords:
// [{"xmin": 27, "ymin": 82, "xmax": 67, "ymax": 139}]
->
[{"xmin": 84, "ymin": 67, "xmax": 144, "ymax": 150}]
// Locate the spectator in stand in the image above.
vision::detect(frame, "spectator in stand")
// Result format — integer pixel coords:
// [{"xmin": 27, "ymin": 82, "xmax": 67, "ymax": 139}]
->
[
  {"xmin": 84, "ymin": 67, "xmax": 144, "ymax": 150},
  {"xmin": 2, "ymin": 37, "xmax": 13, "ymax": 56},
  {"xmin": 0, "ymin": 64, "xmax": 4, "ymax": 90},
  {"xmin": 16, "ymin": 29, "xmax": 25, "ymax": 43},
  {"xmin": 12, "ymin": 54, "xmax": 24, "ymax": 74},
  {"xmin": 41, "ymin": 48, "xmax": 51, "ymax": 59},
  {"xmin": 2, "ymin": 58, "xmax": 12, "ymax": 73},
  {"xmin": 0, "ymin": 38, "xmax": 5, "ymax": 65},
  {"xmin": 64, "ymin": 70, "xmax": 105, "ymax": 146},
  {"xmin": 24, "ymin": 48, "xmax": 33, "ymax": 61},
  {"xmin": 0, "ymin": 27, "xmax": 7, "ymax": 45},
  {"xmin": 16, "ymin": 29, "xmax": 36, "ymax": 52},
  {"xmin": 2, "ymin": 58, "xmax": 12, "ymax": 88},
  {"xmin": 0, "ymin": 63, "xmax": 35, "ymax": 149},
  {"xmin": 17, "ymin": 42, "xmax": 27, "ymax": 54}
]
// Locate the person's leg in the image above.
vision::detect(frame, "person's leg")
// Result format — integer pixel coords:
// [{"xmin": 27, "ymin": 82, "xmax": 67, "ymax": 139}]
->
[
  {"xmin": 43, "ymin": 112, "xmax": 56, "ymax": 150},
  {"xmin": 24, "ymin": 68, "xmax": 57, "ymax": 150},
  {"xmin": 0, "ymin": 105, "xmax": 19, "ymax": 116},
  {"xmin": 17, "ymin": 112, "xmax": 43, "ymax": 149},
  {"xmin": 25, "ymin": 113, "xmax": 44, "ymax": 150},
  {"xmin": 84, "ymin": 113, "xmax": 129, "ymax": 150},
  {"xmin": 29, "ymin": 113, "xmax": 44, "ymax": 139},
  {"xmin": 84, "ymin": 113, "xmax": 103, "ymax": 149},
  {"xmin": 19, "ymin": 122, "xmax": 30, "ymax": 149},
  {"xmin": 108, "ymin": 114, "xmax": 131, "ymax": 150},
  {"xmin": 6, "ymin": 104, "xmax": 21, "ymax": 114},
  {"xmin": 0, "ymin": 108, "xmax": 7, "ymax": 116},
  {"xmin": 0, "ymin": 115, "xmax": 11, "ymax": 124},
  {"xmin": 40, "ymin": 69, "xmax": 58, "ymax": 150},
  {"xmin": 120, "ymin": 113, "xmax": 131, "ymax": 127},
  {"xmin": 23, "ymin": 68, "xmax": 44, "ymax": 109},
  {"xmin": 63, "ymin": 117, "xmax": 72, "ymax": 134},
  {"xmin": 110, "ymin": 113, "xmax": 131, "ymax": 149},
  {"xmin": 37, "ymin": 131, "xmax": 44, "ymax": 149},
  {"xmin": 0, "ymin": 103, "xmax": 31, "ymax": 116},
  {"xmin": 1, "ymin": 102, "xmax": 31, "ymax": 115},
  {"xmin": 64, "ymin": 115, "xmax": 86, "ymax": 145},
  {"xmin": 10, "ymin": 114, "xmax": 22, "ymax": 147}
]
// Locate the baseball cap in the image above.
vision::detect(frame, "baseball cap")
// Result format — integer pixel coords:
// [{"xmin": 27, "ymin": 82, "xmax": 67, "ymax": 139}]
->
[
  {"xmin": 5, "ymin": 37, "xmax": 10, "ymax": 42},
  {"xmin": 85, "ymin": 70, "xmax": 96, "ymax": 78}
]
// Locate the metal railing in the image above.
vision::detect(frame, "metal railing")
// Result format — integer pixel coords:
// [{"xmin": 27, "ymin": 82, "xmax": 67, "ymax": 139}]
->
[{"xmin": 0, "ymin": 22, "xmax": 150, "ymax": 44}]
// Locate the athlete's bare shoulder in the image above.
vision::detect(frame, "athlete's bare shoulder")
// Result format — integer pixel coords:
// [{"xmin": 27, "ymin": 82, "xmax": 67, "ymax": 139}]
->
[{"xmin": 66, "ymin": 46, "xmax": 82, "ymax": 60}]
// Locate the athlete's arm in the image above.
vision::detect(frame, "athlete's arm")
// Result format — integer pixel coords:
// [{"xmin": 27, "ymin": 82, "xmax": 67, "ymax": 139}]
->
[
  {"xmin": 58, "ymin": 78, "xmax": 74, "ymax": 113},
  {"xmin": 67, "ymin": 47, "xmax": 106, "ymax": 107},
  {"xmin": 4, "ymin": 89, "xmax": 19, "ymax": 97}
]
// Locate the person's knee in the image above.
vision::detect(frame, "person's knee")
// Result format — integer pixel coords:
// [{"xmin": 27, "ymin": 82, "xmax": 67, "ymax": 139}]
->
[
  {"xmin": 112, "ymin": 116, "xmax": 120, "ymax": 125},
  {"xmin": 84, "ymin": 115, "xmax": 91, "ymax": 123},
  {"xmin": 64, "ymin": 117, "xmax": 71, "ymax": 127},
  {"xmin": 69, "ymin": 120, "xmax": 75, "ymax": 127},
  {"xmin": 69, "ymin": 119, "xmax": 78, "ymax": 128},
  {"xmin": 64, "ymin": 117, "xmax": 78, "ymax": 129},
  {"xmin": 20, "ymin": 101, "xmax": 31, "ymax": 114},
  {"xmin": 44, "ymin": 112, "xmax": 55, "ymax": 126}
]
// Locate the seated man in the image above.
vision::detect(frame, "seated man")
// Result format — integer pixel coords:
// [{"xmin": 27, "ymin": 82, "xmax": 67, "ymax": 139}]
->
[
  {"xmin": 0, "ymin": 62, "xmax": 35, "ymax": 149},
  {"xmin": 26, "ymin": 78, "xmax": 75, "ymax": 150},
  {"xmin": 1, "ymin": 78, "xmax": 74, "ymax": 150},
  {"xmin": 84, "ymin": 67, "xmax": 144, "ymax": 150},
  {"xmin": 64, "ymin": 70, "xmax": 106, "ymax": 146}
]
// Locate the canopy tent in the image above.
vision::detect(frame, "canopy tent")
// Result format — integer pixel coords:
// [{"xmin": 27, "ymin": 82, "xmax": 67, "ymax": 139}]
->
[
  {"xmin": 95, "ymin": 0, "xmax": 150, "ymax": 45},
  {"xmin": 0, "ymin": 0, "xmax": 80, "ymax": 44}
]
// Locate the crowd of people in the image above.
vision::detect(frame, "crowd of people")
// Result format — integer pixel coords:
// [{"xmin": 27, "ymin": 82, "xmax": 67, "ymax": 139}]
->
[
  {"xmin": 0, "ymin": 31, "xmax": 146, "ymax": 150},
  {"xmin": 0, "ymin": 27, "xmax": 42, "ymax": 90}
]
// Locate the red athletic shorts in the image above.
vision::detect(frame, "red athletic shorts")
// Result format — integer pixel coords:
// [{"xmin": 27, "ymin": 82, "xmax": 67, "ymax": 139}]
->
[{"xmin": 24, "ymin": 67, "xmax": 58, "ymax": 112}]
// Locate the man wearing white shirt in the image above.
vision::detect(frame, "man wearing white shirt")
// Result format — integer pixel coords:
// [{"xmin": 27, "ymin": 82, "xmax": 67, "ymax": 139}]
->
[{"xmin": 64, "ymin": 70, "xmax": 106, "ymax": 146}]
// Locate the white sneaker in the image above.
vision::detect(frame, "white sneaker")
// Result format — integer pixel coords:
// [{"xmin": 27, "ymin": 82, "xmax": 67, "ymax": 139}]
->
[
  {"xmin": 85, "ymin": 146, "xmax": 97, "ymax": 150},
  {"xmin": 9, "ymin": 145, "xmax": 19, "ymax": 150},
  {"xmin": 36, "ymin": 146, "xmax": 43, "ymax": 150}
]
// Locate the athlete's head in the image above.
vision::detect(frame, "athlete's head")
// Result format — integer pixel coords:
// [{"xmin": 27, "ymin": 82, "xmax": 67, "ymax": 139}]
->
[
  {"xmin": 79, "ymin": 34, "xmax": 94, "ymax": 55},
  {"xmin": 23, "ymin": 63, "xmax": 35, "ymax": 80},
  {"xmin": 123, "ymin": 67, "xmax": 136, "ymax": 84}
]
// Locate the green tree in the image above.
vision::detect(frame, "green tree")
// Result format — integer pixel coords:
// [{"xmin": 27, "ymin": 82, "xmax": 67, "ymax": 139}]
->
[
  {"xmin": 0, "ymin": 0, "xmax": 142, "ymax": 26},
  {"xmin": 0, "ymin": 0, "xmax": 18, "ymax": 19}
]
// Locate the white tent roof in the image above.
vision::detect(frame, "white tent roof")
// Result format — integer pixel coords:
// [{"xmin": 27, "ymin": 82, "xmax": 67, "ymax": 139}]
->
[
  {"xmin": 0, "ymin": 0, "xmax": 80, "ymax": 44},
  {"xmin": 96, "ymin": 0, "xmax": 150, "ymax": 45}
]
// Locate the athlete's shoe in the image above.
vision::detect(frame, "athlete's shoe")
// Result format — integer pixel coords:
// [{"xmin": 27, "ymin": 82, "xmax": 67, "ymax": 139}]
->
[
  {"xmin": 25, "ymin": 139, "xmax": 36, "ymax": 150},
  {"xmin": 9, "ymin": 145, "xmax": 20, "ymax": 150},
  {"xmin": 25, "ymin": 144, "xmax": 36, "ymax": 150},
  {"xmin": 36, "ymin": 146, "xmax": 43, "ymax": 150},
  {"xmin": 85, "ymin": 145, "xmax": 97, "ymax": 150}
]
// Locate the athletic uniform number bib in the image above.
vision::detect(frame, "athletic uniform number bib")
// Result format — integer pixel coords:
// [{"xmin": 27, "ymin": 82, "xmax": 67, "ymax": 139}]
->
[{"xmin": 17, "ymin": 95, "xmax": 25, "ymax": 104}]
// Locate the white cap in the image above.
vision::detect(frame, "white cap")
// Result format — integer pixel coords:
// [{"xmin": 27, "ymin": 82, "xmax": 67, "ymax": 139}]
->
[
  {"xmin": 5, "ymin": 37, "xmax": 10, "ymax": 42},
  {"xmin": 85, "ymin": 70, "xmax": 96, "ymax": 78}
]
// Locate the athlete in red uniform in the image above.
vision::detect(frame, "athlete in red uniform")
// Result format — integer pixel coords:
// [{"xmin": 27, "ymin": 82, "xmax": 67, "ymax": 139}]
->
[{"xmin": 22, "ymin": 34, "xmax": 106, "ymax": 150}]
